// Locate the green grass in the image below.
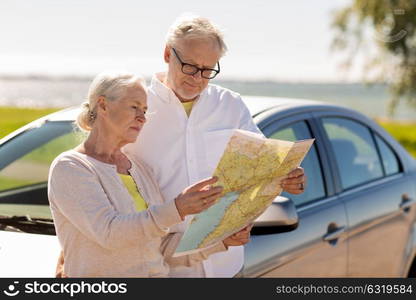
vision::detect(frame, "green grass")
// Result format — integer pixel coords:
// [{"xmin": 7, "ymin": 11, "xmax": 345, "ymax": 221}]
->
[
  {"xmin": 0, "ymin": 107, "xmax": 60, "ymax": 139},
  {"xmin": 376, "ymin": 120, "xmax": 416, "ymax": 158},
  {"xmin": 0, "ymin": 176, "xmax": 37, "ymax": 191}
]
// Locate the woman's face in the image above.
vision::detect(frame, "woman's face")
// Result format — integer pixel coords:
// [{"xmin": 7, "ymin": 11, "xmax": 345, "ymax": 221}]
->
[{"xmin": 102, "ymin": 83, "xmax": 148, "ymax": 144}]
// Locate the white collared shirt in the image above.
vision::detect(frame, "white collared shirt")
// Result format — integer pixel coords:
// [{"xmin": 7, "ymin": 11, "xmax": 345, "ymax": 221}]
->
[{"xmin": 124, "ymin": 73, "xmax": 262, "ymax": 277}]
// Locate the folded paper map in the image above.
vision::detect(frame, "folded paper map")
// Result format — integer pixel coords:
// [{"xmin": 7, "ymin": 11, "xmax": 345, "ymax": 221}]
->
[{"xmin": 173, "ymin": 129, "xmax": 314, "ymax": 257}]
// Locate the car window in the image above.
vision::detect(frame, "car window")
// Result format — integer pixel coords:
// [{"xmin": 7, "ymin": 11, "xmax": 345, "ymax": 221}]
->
[
  {"xmin": 268, "ymin": 121, "xmax": 325, "ymax": 206},
  {"xmin": 375, "ymin": 134, "xmax": 400, "ymax": 176},
  {"xmin": 0, "ymin": 122, "xmax": 83, "ymax": 192},
  {"xmin": 322, "ymin": 118, "xmax": 383, "ymax": 190}
]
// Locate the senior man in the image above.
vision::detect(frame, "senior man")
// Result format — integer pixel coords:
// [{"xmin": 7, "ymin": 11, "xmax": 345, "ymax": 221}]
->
[{"xmin": 123, "ymin": 15, "xmax": 306, "ymax": 278}]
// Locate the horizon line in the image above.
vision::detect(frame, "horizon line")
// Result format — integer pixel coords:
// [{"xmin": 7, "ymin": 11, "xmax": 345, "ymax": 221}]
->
[{"xmin": 0, "ymin": 73, "xmax": 387, "ymax": 85}]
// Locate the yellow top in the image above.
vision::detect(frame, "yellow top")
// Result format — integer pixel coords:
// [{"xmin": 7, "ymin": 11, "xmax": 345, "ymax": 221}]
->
[
  {"xmin": 118, "ymin": 173, "xmax": 148, "ymax": 212},
  {"xmin": 182, "ymin": 100, "xmax": 195, "ymax": 117}
]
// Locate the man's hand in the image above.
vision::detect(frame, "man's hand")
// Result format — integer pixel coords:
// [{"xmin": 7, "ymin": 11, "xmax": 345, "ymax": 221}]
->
[
  {"xmin": 281, "ymin": 167, "xmax": 306, "ymax": 195},
  {"xmin": 223, "ymin": 224, "xmax": 253, "ymax": 247}
]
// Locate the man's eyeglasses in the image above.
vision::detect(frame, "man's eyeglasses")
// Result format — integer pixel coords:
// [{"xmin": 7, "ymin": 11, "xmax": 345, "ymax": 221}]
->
[{"xmin": 171, "ymin": 48, "xmax": 220, "ymax": 79}]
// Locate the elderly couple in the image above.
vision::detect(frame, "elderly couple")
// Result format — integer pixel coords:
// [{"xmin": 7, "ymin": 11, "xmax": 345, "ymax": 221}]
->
[{"xmin": 48, "ymin": 15, "xmax": 306, "ymax": 278}]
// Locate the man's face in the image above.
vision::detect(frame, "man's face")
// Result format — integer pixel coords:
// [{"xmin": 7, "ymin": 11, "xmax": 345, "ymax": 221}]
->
[{"xmin": 164, "ymin": 37, "xmax": 221, "ymax": 102}]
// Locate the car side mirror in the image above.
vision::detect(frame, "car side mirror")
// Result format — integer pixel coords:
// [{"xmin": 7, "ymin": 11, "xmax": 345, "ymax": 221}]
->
[{"xmin": 251, "ymin": 196, "xmax": 298, "ymax": 235}]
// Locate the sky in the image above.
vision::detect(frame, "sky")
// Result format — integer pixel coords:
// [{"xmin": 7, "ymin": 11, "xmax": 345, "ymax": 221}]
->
[{"xmin": 0, "ymin": 0, "xmax": 362, "ymax": 82}]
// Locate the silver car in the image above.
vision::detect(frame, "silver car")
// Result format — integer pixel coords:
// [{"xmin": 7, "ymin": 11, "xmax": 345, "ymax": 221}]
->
[{"xmin": 0, "ymin": 96, "xmax": 415, "ymax": 277}]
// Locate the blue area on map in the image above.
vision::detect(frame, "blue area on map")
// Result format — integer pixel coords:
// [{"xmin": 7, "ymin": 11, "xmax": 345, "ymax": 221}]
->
[{"xmin": 175, "ymin": 191, "xmax": 240, "ymax": 254}]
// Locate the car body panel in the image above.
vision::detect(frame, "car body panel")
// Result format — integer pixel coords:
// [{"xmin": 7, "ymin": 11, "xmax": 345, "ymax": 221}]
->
[
  {"xmin": 242, "ymin": 196, "xmax": 348, "ymax": 277},
  {"xmin": 0, "ymin": 231, "xmax": 60, "ymax": 277},
  {"xmin": 341, "ymin": 175, "xmax": 416, "ymax": 276}
]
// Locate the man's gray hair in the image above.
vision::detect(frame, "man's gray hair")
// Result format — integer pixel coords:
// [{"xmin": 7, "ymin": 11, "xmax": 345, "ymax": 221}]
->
[
  {"xmin": 76, "ymin": 72, "xmax": 146, "ymax": 131},
  {"xmin": 166, "ymin": 14, "xmax": 228, "ymax": 57}
]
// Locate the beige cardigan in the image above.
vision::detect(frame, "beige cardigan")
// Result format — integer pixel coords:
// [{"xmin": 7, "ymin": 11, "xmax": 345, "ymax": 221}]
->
[{"xmin": 48, "ymin": 150, "xmax": 226, "ymax": 277}]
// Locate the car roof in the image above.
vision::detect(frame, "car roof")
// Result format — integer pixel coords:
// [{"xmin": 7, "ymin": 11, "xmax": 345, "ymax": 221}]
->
[
  {"xmin": 243, "ymin": 95, "xmax": 327, "ymax": 116},
  {"xmin": 45, "ymin": 95, "xmax": 334, "ymax": 122}
]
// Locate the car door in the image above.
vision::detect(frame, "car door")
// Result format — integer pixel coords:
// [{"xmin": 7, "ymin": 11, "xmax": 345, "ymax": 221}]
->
[
  {"xmin": 318, "ymin": 114, "xmax": 416, "ymax": 277},
  {"xmin": 242, "ymin": 113, "xmax": 348, "ymax": 277},
  {"xmin": 0, "ymin": 121, "xmax": 80, "ymax": 276}
]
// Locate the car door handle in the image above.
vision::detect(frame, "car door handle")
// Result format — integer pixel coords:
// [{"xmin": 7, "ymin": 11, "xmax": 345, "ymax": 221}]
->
[
  {"xmin": 323, "ymin": 225, "xmax": 346, "ymax": 242},
  {"xmin": 400, "ymin": 195, "xmax": 415, "ymax": 213}
]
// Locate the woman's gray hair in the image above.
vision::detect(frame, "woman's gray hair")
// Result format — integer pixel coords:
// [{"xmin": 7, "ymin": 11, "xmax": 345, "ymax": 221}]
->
[
  {"xmin": 76, "ymin": 72, "xmax": 146, "ymax": 132},
  {"xmin": 166, "ymin": 14, "xmax": 228, "ymax": 57}
]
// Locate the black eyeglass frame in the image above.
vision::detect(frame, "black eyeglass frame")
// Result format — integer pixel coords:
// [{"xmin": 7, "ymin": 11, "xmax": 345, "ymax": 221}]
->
[{"xmin": 171, "ymin": 47, "xmax": 220, "ymax": 79}]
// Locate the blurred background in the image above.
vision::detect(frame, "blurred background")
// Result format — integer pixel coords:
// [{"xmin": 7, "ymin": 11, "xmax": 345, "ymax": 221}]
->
[{"xmin": 0, "ymin": 0, "xmax": 415, "ymax": 156}]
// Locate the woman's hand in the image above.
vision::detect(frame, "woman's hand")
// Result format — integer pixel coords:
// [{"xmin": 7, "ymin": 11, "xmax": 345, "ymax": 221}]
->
[
  {"xmin": 175, "ymin": 177, "xmax": 223, "ymax": 220},
  {"xmin": 55, "ymin": 250, "xmax": 66, "ymax": 278}
]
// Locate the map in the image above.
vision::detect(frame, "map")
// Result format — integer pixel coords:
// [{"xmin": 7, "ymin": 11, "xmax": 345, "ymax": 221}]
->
[{"xmin": 173, "ymin": 129, "xmax": 314, "ymax": 257}]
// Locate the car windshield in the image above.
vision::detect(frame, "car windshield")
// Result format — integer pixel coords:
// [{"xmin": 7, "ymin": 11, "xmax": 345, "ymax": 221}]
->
[
  {"xmin": 0, "ymin": 121, "xmax": 83, "ymax": 222},
  {"xmin": 0, "ymin": 121, "xmax": 83, "ymax": 191}
]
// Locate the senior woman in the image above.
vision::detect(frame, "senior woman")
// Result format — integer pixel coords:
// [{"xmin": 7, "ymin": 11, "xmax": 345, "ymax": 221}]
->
[{"xmin": 48, "ymin": 72, "xmax": 227, "ymax": 277}]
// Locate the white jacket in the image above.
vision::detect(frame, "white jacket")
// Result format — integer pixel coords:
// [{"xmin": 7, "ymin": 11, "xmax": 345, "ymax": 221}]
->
[{"xmin": 124, "ymin": 73, "xmax": 262, "ymax": 277}]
